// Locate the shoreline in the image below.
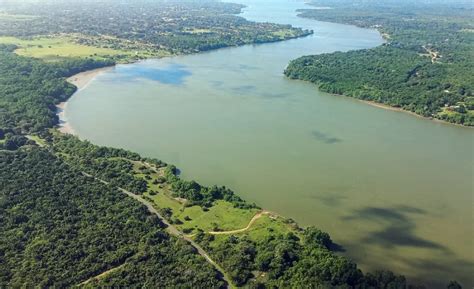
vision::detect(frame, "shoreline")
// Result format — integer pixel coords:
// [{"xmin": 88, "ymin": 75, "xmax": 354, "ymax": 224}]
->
[
  {"xmin": 66, "ymin": 66, "xmax": 114, "ymax": 90},
  {"xmin": 53, "ymin": 28, "xmax": 314, "ymax": 136},
  {"xmin": 354, "ymin": 96, "xmax": 472, "ymax": 128},
  {"xmin": 294, "ymin": 16, "xmax": 471, "ymax": 128},
  {"xmin": 56, "ymin": 66, "xmax": 114, "ymax": 135},
  {"xmin": 289, "ymin": 76, "xmax": 472, "ymax": 128}
]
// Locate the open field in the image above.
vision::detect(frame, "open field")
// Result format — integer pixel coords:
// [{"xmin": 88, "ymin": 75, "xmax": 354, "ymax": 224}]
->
[
  {"xmin": 271, "ymin": 28, "xmax": 304, "ymax": 38},
  {"xmin": 0, "ymin": 35, "xmax": 169, "ymax": 62},
  {"xmin": 142, "ymin": 177, "xmax": 259, "ymax": 233}
]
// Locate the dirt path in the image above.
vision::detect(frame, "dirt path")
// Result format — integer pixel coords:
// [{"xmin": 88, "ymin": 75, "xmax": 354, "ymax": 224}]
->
[
  {"xmin": 209, "ymin": 211, "xmax": 270, "ymax": 235},
  {"xmin": 81, "ymin": 172, "xmax": 233, "ymax": 288},
  {"xmin": 79, "ymin": 264, "xmax": 126, "ymax": 285}
]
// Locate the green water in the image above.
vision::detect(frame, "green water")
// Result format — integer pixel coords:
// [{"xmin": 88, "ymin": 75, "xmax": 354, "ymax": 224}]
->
[{"xmin": 65, "ymin": 0, "xmax": 474, "ymax": 287}]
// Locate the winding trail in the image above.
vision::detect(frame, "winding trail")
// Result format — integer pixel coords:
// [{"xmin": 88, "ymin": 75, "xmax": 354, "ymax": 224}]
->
[
  {"xmin": 209, "ymin": 211, "xmax": 271, "ymax": 235},
  {"xmin": 80, "ymin": 172, "xmax": 233, "ymax": 288}
]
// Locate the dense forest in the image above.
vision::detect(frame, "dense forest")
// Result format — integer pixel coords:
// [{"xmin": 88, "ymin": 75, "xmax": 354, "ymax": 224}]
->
[
  {"xmin": 284, "ymin": 0, "xmax": 474, "ymax": 125},
  {"xmin": 0, "ymin": 0, "xmax": 311, "ymax": 57},
  {"xmin": 0, "ymin": 148, "xmax": 225, "ymax": 288},
  {"xmin": 0, "ymin": 45, "xmax": 113, "ymax": 134},
  {"xmin": 198, "ymin": 228, "xmax": 412, "ymax": 288}
]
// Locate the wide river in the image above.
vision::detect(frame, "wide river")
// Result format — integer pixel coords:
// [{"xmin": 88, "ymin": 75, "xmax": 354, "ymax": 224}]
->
[{"xmin": 65, "ymin": 0, "xmax": 473, "ymax": 287}]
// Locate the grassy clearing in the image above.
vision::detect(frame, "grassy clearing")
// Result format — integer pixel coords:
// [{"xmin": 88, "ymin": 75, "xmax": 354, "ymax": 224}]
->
[
  {"xmin": 145, "ymin": 188, "xmax": 259, "ymax": 233},
  {"xmin": 127, "ymin": 158, "xmax": 299, "ymax": 245},
  {"xmin": 177, "ymin": 200, "xmax": 259, "ymax": 232},
  {"xmin": 184, "ymin": 28, "xmax": 213, "ymax": 34},
  {"xmin": 0, "ymin": 36, "xmax": 128, "ymax": 60},
  {"xmin": 272, "ymin": 28, "xmax": 299, "ymax": 39},
  {"xmin": 131, "ymin": 160, "xmax": 259, "ymax": 234},
  {"xmin": 26, "ymin": 135, "xmax": 47, "ymax": 147},
  {"xmin": 0, "ymin": 35, "xmax": 169, "ymax": 62},
  {"xmin": 209, "ymin": 214, "xmax": 299, "ymax": 250},
  {"xmin": 437, "ymin": 107, "xmax": 474, "ymax": 119}
]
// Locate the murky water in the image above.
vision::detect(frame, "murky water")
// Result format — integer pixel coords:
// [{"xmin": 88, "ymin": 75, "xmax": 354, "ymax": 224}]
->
[{"xmin": 65, "ymin": 0, "xmax": 474, "ymax": 287}]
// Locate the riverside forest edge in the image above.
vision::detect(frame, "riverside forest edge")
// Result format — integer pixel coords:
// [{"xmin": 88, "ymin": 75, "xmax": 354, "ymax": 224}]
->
[
  {"xmin": 284, "ymin": 0, "xmax": 474, "ymax": 126},
  {"xmin": 0, "ymin": 1, "xmax": 468, "ymax": 288}
]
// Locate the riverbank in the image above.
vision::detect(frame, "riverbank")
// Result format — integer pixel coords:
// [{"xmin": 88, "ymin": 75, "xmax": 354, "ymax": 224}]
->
[
  {"xmin": 56, "ymin": 102, "xmax": 75, "ymax": 135},
  {"xmin": 355, "ymin": 95, "xmax": 471, "ymax": 128},
  {"xmin": 67, "ymin": 66, "xmax": 114, "ymax": 90}
]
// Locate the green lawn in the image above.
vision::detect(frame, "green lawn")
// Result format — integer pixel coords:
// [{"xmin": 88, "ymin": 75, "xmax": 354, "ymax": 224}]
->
[
  {"xmin": 145, "ymin": 188, "xmax": 259, "ymax": 233},
  {"xmin": 176, "ymin": 200, "xmax": 259, "ymax": 232}
]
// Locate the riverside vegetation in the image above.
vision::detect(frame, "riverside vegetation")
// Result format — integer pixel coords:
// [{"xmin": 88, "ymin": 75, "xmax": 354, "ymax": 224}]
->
[
  {"xmin": 0, "ymin": 0, "xmax": 466, "ymax": 288},
  {"xmin": 284, "ymin": 0, "xmax": 474, "ymax": 126}
]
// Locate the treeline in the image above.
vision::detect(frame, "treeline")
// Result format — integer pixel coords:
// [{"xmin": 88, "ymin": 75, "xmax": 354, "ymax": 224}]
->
[
  {"xmin": 0, "ymin": 148, "xmax": 225, "ymax": 288},
  {"xmin": 285, "ymin": 0, "xmax": 474, "ymax": 125},
  {"xmin": 0, "ymin": 46, "xmax": 113, "ymax": 134}
]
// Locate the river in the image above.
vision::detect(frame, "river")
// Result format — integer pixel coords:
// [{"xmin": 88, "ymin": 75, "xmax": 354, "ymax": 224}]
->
[{"xmin": 63, "ymin": 0, "xmax": 474, "ymax": 287}]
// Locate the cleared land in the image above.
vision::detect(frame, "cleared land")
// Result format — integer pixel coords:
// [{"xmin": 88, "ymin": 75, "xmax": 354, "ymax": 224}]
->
[{"xmin": 0, "ymin": 36, "xmax": 169, "ymax": 62}]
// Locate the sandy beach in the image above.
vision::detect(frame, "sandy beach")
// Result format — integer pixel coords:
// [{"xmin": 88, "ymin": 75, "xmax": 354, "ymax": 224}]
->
[
  {"xmin": 66, "ymin": 67, "xmax": 113, "ymax": 90},
  {"xmin": 56, "ymin": 66, "xmax": 113, "ymax": 134}
]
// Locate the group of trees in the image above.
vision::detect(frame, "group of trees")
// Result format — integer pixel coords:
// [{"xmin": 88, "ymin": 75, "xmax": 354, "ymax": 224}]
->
[
  {"xmin": 165, "ymin": 165, "xmax": 257, "ymax": 209},
  {"xmin": 285, "ymin": 0, "xmax": 473, "ymax": 125},
  {"xmin": 195, "ymin": 227, "xmax": 435, "ymax": 288}
]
